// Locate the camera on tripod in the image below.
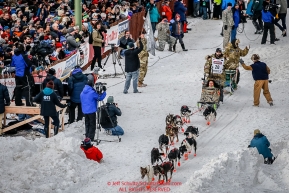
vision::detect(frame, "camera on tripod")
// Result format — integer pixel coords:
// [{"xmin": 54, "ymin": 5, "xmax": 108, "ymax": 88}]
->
[{"xmin": 95, "ymin": 82, "xmax": 107, "ymax": 94}]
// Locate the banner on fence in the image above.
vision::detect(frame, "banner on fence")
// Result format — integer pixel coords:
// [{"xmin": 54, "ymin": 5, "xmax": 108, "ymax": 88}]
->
[
  {"xmin": 0, "ymin": 78, "xmax": 15, "ymax": 98},
  {"xmin": 102, "ymin": 19, "xmax": 130, "ymax": 53},
  {"xmin": 144, "ymin": 12, "xmax": 156, "ymax": 56}
]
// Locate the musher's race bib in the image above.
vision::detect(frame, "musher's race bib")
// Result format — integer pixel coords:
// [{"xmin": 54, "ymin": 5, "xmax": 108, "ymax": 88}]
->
[{"xmin": 212, "ymin": 58, "xmax": 224, "ymax": 74}]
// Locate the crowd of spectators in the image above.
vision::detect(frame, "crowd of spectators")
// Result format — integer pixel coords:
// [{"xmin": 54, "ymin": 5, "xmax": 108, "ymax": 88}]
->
[{"xmin": 0, "ymin": 0, "xmax": 148, "ymax": 70}]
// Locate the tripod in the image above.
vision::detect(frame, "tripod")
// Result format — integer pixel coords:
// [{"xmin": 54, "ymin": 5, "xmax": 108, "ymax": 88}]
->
[
  {"xmin": 102, "ymin": 44, "xmax": 126, "ymax": 78},
  {"xmin": 94, "ymin": 100, "xmax": 121, "ymax": 145}
]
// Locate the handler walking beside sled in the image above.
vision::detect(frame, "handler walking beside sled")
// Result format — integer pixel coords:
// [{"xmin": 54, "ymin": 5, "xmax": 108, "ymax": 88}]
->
[{"xmin": 239, "ymin": 54, "xmax": 273, "ymax": 107}]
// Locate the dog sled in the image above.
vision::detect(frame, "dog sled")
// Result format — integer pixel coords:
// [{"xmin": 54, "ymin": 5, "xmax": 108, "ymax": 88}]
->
[{"xmin": 224, "ymin": 69, "xmax": 240, "ymax": 94}]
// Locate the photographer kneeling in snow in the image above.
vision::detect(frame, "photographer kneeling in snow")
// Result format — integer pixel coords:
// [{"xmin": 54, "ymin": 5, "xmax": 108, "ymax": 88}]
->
[
  {"xmin": 80, "ymin": 137, "xmax": 103, "ymax": 163},
  {"xmin": 248, "ymin": 129, "xmax": 276, "ymax": 164},
  {"xmin": 80, "ymin": 77, "xmax": 106, "ymax": 141},
  {"xmin": 101, "ymin": 96, "xmax": 124, "ymax": 136}
]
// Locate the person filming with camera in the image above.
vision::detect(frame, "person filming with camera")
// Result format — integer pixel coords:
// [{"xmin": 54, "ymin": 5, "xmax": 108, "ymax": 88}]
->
[
  {"xmin": 101, "ymin": 96, "xmax": 124, "ymax": 136},
  {"xmin": 80, "ymin": 77, "xmax": 107, "ymax": 141}
]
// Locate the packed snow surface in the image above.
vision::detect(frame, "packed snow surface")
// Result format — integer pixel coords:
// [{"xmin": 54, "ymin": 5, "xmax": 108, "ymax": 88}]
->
[{"xmin": 1, "ymin": 15, "xmax": 289, "ymax": 193}]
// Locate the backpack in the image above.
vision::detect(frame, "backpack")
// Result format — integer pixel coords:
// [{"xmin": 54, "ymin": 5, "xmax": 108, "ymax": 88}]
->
[
  {"xmin": 89, "ymin": 32, "xmax": 93, "ymax": 44},
  {"xmin": 98, "ymin": 105, "xmax": 111, "ymax": 126}
]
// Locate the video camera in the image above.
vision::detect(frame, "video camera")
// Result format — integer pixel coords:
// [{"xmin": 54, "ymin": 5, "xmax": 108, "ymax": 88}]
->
[{"xmin": 95, "ymin": 82, "xmax": 107, "ymax": 94}]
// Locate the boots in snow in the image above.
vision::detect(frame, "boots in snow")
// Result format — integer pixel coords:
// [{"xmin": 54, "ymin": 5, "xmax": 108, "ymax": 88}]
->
[
  {"xmin": 173, "ymin": 44, "xmax": 176, "ymax": 52},
  {"xmin": 181, "ymin": 44, "xmax": 188, "ymax": 51},
  {"xmin": 54, "ymin": 125, "xmax": 60, "ymax": 136}
]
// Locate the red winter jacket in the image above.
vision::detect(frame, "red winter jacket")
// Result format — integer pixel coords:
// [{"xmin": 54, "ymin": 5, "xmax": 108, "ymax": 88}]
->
[
  {"xmin": 161, "ymin": 5, "xmax": 172, "ymax": 21},
  {"xmin": 80, "ymin": 145, "xmax": 103, "ymax": 163}
]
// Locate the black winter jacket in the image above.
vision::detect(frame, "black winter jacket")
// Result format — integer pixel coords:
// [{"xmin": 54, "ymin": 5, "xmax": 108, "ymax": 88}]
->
[
  {"xmin": 33, "ymin": 88, "xmax": 66, "ymax": 116},
  {"xmin": 42, "ymin": 74, "xmax": 64, "ymax": 98},
  {"xmin": 124, "ymin": 41, "xmax": 143, "ymax": 73},
  {"xmin": 0, "ymin": 83, "xmax": 10, "ymax": 114},
  {"xmin": 101, "ymin": 103, "xmax": 122, "ymax": 128}
]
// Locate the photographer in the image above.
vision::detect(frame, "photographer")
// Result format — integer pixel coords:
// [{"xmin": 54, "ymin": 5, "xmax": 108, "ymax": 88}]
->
[
  {"xmin": 117, "ymin": 30, "xmax": 135, "ymax": 59},
  {"xmin": 11, "ymin": 43, "xmax": 35, "ymax": 106},
  {"xmin": 123, "ymin": 36, "xmax": 143, "ymax": 94},
  {"xmin": 80, "ymin": 79, "xmax": 106, "ymax": 141},
  {"xmin": 101, "ymin": 96, "xmax": 124, "ymax": 136}
]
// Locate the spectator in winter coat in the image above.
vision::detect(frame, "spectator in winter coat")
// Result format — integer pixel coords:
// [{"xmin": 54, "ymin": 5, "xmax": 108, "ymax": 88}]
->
[
  {"xmin": 213, "ymin": 0, "xmax": 222, "ymax": 19},
  {"xmin": 231, "ymin": 3, "xmax": 241, "ymax": 41},
  {"xmin": 199, "ymin": 0, "xmax": 209, "ymax": 20},
  {"xmin": 193, "ymin": 0, "xmax": 200, "ymax": 17},
  {"xmin": 161, "ymin": 0, "xmax": 173, "ymax": 21},
  {"xmin": 123, "ymin": 39, "xmax": 143, "ymax": 94},
  {"xmin": 101, "ymin": 96, "xmax": 124, "ymax": 136},
  {"xmin": 252, "ymin": 0, "xmax": 264, "ymax": 34},
  {"xmin": 146, "ymin": 0, "xmax": 160, "ymax": 34},
  {"xmin": 91, "ymin": 21, "xmax": 104, "ymax": 71},
  {"xmin": 80, "ymin": 138, "xmax": 103, "ymax": 163},
  {"xmin": 34, "ymin": 81, "xmax": 67, "ymax": 138},
  {"xmin": 261, "ymin": 6, "xmax": 275, "ymax": 45},
  {"xmin": 239, "ymin": 54, "xmax": 273, "ymax": 107},
  {"xmin": 222, "ymin": 3, "xmax": 234, "ymax": 48},
  {"xmin": 66, "ymin": 27, "xmax": 81, "ymax": 51},
  {"xmin": 42, "ymin": 68, "xmax": 64, "ymax": 100},
  {"xmin": 0, "ymin": 83, "xmax": 10, "ymax": 136},
  {"xmin": 171, "ymin": 14, "xmax": 188, "ymax": 52},
  {"xmin": 249, "ymin": 129, "xmax": 275, "ymax": 164},
  {"xmin": 174, "ymin": 0, "xmax": 187, "ymax": 23},
  {"xmin": 68, "ymin": 67, "xmax": 88, "ymax": 124},
  {"xmin": 246, "ymin": 0, "xmax": 254, "ymax": 17},
  {"xmin": 10, "ymin": 43, "xmax": 35, "ymax": 106},
  {"xmin": 275, "ymin": 0, "xmax": 287, "ymax": 37},
  {"xmin": 80, "ymin": 78, "xmax": 106, "ymax": 141}
]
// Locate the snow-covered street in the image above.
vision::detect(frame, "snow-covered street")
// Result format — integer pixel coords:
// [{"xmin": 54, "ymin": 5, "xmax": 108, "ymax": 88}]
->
[{"xmin": 1, "ymin": 15, "xmax": 289, "ymax": 193}]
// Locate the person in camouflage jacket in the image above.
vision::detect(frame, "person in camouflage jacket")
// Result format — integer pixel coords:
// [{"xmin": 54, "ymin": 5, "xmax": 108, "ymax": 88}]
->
[
  {"xmin": 222, "ymin": 3, "xmax": 234, "ymax": 48},
  {"xmin": 223, "ymin": 39, "xmax": 250, "ymax": 70},
  {"xmin": 204, "ymin": 48, "xmax": 226, "ymax": 86},
  {"xmin": 137, "ymin": 31, "xmax": 149, "ymax": 87},
  {"xmin": 156, "ymin": 18, "xmax": 176, "ymax": 51}
]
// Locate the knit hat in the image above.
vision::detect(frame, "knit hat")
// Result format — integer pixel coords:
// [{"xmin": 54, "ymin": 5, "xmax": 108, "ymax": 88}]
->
[
  {"xmin": 254, "ymin": 129, "xmax": 260, "ymax": 136},
  {"xmin": 46, "ymin": 81, "xmax": 54, "ymax": 89},
  {"xmin": 227, "ymin": 2, "xmax": 232, "ymax": 6},
  {"xmin": 4, "ymin": 26, "xmax": 9, "ymax": 31},
  {"xmin": 55, "ymin": 42, "xmax": 62, "ymax": 48},
  {"xmin": 48, "ymin": 68, "xmax": 56, "ymax": 75},
  {"xmin": 107, "ymin": 96, "xmax": 114, "ymax": 103},
  {"xmin": 83, "ymin": 138, "xmax": 92, "ymax": 146},
  {"xmin": 67, "ymin": 27, "xmax": 74, "ymax": 34},
  {"xmin": 127, "ymin": 42, "xmax": 135, "ymax": 49},
  {"xmin": 60, "ymin": 36, "xmax": 66, "ymax": 43},
  {"xmin": 216, "ymin": 48, "xmax": 222, "ymax": 52},
  {"xmin": 175, "ymin": 13, "xmax": 180, "ymax": 19},
  {"xmin": 92, "ymin": 13, "xmax": 98, "ymax": 18}
]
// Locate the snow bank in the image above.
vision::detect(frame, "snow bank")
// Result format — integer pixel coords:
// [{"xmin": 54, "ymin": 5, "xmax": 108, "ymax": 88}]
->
[
  {"xmin": 0, "ymin": 122, "xmax": 103, "ymax": 193},
  {"xmin": 179, "ymin": 141, "xmax": 289, "ymax": 193}
]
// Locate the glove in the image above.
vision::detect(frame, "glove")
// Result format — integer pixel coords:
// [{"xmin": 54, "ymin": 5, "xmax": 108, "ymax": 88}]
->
[
  {"xmin": 248, "ymin": 145, "xmax": 251, "ymax": 148},
  {"xmin": 239, "ymin": 58, "xmax": 244, "ymax": 64},
  {"xmin": 232, "ymin": 26, "xmax": 235, "ymax": 30},
  {"xmin": 224, "ymin": 25, "xmax": 228, "ymax": 30},
  {"xmin": 102, "ymin": 86, "xmax": 107, "ymax": 91}
]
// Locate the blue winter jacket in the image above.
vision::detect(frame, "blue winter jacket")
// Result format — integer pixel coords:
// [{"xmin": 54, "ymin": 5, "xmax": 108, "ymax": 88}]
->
[
  {"xmin": 250, "ymin": 133, "xmax": 273, "ymax": 159},
  {"xmin": 250, "ymin": 61, "xmax": 269, "ymax": 80},
  {"xmin": 11, "ymin": 49, "xmax": 32, "ymax": 77},
  {"xmin": 68, "ymin": 68, "xmax": 88, "ymax": 103},
  {"xmin": 233, "ymin": 9, "xmax": 240, "ymax": 28},
  {"xmin": 222, "ymin": 0, "xmax": 235, "ymax": 10},
  {"xmin": 146, "ymin": 3, "xmax": 160, "ymax": 22},
  {"xmin": 246, "ymin": 0, "xmax": 253, "ymax": 16},
  {"xmin": 262, "ymin": 10, "xmax": 274, "ymax": 23},
  {"xmin": 80, "ymin": 85, "xmax": 106, "ymax": 114},
  {"xmin": 174, "ymin": 1, "xmax": 187, "ymax": 22}
]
